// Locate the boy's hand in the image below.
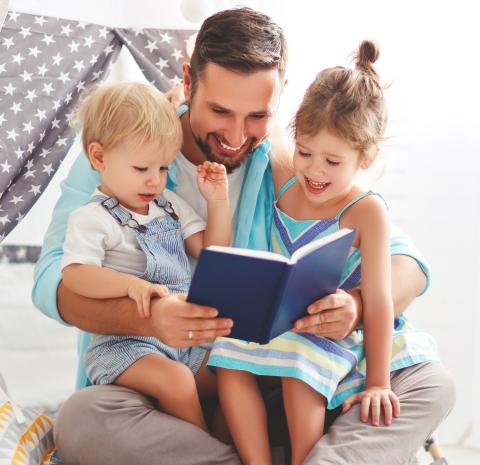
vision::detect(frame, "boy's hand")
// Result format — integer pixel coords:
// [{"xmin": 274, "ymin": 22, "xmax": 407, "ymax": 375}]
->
[
  {"xmin": 127, "ymin": 279, "xmax": 170, "ymax": 319},
  {"xmin": 197, "ymin": 161, "xmax": 228, "ymax": 201},
  {"xmin": 342, "ymin": 386, "xmax": 400, "ymax": 426}
]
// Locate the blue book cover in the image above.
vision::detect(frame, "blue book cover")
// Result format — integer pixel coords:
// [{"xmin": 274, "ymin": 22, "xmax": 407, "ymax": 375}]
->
[{"xmin": 187, "ymin": 228, "xmax": 355, "ymax": 344}]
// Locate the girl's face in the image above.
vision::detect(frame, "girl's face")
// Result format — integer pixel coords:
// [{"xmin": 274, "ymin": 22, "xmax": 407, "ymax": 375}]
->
[
  {"xmin": 293, "ymin": 128, "xmax": 366, "ymax": 208},
  {"xmin": 88, "ymin": 138, "xmax": 176, "ymax": 215}
]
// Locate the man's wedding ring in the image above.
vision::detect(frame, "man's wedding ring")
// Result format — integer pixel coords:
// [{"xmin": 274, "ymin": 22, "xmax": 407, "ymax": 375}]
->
[{"xmin": 188, "ymin": 330, "xmax": 193, "ymax": 340}]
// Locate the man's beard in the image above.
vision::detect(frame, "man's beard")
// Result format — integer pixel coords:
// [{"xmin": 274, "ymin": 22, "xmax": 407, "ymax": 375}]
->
[{"xmin": 192, "ymin": 132, "xmax": 257, "ymax": 174}]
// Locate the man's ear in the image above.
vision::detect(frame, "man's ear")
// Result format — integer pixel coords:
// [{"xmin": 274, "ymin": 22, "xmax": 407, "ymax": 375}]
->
[
  {"xmin": 183, "ymin": 63, "xmax": 192, "ymax": 101},
  {"xmin": 87, "ymin": 142, "xmax": 105, "ymax": 171}
]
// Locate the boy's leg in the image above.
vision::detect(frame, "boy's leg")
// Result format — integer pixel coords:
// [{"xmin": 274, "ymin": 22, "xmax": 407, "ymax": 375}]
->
[
  {"xmin": 115, "ymin": 354, "xmax": 207, "ymax": 431},
  {"xmin": 303, "ymin": 362, "xmax": 455, "ymax": 465},
  {"xmin": 282, "ymin": 377, "xmax": 326, "ymax": 465},
  {"xmin": 218, "ymin": 368, "xmax": 272, "ymax": 465},
  {"xmin": 54, "ymin": 385, "xmax": 242, "ymax": 465}
]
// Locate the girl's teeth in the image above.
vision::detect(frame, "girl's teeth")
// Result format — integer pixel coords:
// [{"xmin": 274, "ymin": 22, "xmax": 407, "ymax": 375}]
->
[{"xmin": 307, "ymin": 178, "xmax": 327, "ymax": 188}]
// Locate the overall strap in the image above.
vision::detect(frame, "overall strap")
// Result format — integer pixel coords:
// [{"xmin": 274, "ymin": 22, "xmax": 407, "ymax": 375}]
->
[
  {"xmin": 334, "ymin": 190, "xmax": 387, "ymax": 220},
  {"xmin": 276, "ymin": 176, "xmax": 297, "ymax": 201}
]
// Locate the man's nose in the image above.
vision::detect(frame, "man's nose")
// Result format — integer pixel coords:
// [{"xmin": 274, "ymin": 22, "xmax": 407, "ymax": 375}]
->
[{"xmin": 225, "ymin": 119, "xmax": 247, "ymax": 149}]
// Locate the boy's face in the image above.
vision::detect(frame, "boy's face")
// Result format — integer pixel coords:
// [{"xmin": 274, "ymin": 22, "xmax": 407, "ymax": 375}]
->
[
  {"xmin": 183, "ymin": 62, "xmax": 284, "ymax": 172},
  {"xmin": 88, "ymin": 138, "xmax": 175, "ymax": 215}
]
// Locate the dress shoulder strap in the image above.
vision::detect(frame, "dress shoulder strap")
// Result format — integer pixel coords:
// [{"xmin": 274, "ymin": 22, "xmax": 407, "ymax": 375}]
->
[
  {"xmin": 276, "ymin": 176, "xmax": 297, "ymax": 201},
  {"xmin": 335, "ymin": 190, "xmax": 388, "ymax": 220}
]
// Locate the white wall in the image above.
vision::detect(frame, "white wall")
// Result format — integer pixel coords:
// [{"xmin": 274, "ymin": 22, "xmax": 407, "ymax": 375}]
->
[{"xmin": 4, "ymin": 0, "xmax": 480, "ymax": 448}]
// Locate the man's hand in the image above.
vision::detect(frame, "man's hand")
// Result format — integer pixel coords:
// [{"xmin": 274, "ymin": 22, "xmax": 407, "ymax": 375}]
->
[
  {"xmin": 150, "ymin": 293, "xmax": 233, "ymax": 348},
  {"xmin": 292, "ymin": 289, "xmax": 362, "ymax": 339}
]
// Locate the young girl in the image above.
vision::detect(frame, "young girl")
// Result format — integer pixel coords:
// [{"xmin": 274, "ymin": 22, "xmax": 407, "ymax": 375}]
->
[
  {"xmin": 61, "ymin": 82, "xmax": 231, "ymax": 432},
  {"xmin": 208, "ymin": 41, "xmax": 438, "ymax": 465}
]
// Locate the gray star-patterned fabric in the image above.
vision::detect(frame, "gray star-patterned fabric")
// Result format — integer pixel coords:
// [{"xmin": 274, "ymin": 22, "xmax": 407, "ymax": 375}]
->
[{"xmin": 0, "ymin": 10, "xmax": 194, "ymax": 243}]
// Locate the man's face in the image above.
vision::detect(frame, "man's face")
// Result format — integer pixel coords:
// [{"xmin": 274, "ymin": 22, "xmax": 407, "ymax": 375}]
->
[{"xmin": 184, "ymin": 62, "xmax": 284, "ymax": 172}]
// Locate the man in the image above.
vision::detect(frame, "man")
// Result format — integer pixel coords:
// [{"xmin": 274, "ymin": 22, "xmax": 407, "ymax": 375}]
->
[{"xmin": 33, "ymin": 7, "xmax": 454, "ymax": 465}]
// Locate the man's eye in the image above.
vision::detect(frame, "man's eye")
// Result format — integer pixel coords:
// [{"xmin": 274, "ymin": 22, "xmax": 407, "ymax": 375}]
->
[
  {"xmin": 326, "ymin": 159, "xmax": 340, "ymax": 166},
  {"xmin": 250, "ymin": 114, "xmax": 267, "ymax": 120},
  {"xmin": 212, "ymin": 108, "xmax": 227, "ymax": 114},
  {"xmin": 134, "ymin": 166, "xmax": 147, "ymax": 172}
]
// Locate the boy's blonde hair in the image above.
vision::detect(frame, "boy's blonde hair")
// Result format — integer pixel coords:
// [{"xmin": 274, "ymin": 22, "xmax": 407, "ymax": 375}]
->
[
  {"xmin": 293, "ymin": 40, "xmax": 387, "ymax": 159},
  {"xmin": 74, "ymin": 82, "xmax": 182, "ymax": 156}
]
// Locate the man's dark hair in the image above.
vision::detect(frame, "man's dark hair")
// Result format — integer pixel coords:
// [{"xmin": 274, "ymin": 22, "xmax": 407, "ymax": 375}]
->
[{"xmin": 189, "ymin": 7, "xmax": 288, "ymax": 97}]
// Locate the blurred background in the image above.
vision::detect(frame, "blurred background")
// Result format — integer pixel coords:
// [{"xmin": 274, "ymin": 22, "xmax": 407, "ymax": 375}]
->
[{"xmin": 1, "ymin": 0, "xmax": 479, "ymax": 462}]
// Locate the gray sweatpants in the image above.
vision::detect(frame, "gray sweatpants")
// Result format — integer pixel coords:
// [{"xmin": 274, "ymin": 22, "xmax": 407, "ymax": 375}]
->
[{"xmin": 54, "ymin": 362, "xmax": 455, "ymax": 465}]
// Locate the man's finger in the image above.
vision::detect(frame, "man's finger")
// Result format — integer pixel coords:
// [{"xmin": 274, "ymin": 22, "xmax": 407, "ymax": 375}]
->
[
  {"xmin": 175, "ymin": 302, "xmax": 220, "ymax": 319},
  {"xmin": 179, "ymin": 316, "xmax": 233, "ymax": 331}
]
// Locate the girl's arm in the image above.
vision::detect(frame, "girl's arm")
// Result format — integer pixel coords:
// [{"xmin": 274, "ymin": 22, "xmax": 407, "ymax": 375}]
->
[
  {"xmin": 341, "ymin": 195, "xmax": 400, "ymax": 425},
  {"xmin": 185, "ymin": 162, "xmax": 231, "ymax": 257},
  {"xmin": 62, "ymin": 264, "xmax": 168, "ymax": 319},
  {"xmin": 269, "ymin": 123, "xmax": 295, "ymax": 196}
]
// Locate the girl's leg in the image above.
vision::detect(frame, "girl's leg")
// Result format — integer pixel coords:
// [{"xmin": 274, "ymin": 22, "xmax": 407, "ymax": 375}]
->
[
  {"xmin": 217, "ymin": 368, "xmax": 272, "ymax": 465},
  {"xmin": 282, "ymin": 377, "xmax": 326, "ymax": 465},
  {"xmin": 115, "ymin": 354, "xmax": 207, "ymax": 431}
]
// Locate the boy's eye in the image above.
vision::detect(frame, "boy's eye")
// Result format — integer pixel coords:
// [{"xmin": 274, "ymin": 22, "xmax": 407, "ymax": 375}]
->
[
  {"xmin": 326, "ymin": 159, "xmax": 340, "ymax": 166},
  {"xmin": 133, "ymin": 166, "xmax": 147, "ymax": 172}
]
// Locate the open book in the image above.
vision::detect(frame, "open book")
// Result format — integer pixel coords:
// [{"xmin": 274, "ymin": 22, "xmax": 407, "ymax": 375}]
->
[{"xmin": 187, "ymin": 228, "xmax": 355, "ymax": 344}]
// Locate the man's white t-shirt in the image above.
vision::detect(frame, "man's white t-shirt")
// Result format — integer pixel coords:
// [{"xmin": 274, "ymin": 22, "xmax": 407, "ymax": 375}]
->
[{"xmin": 61, "ymin": 188, "xmax": 206, "ymax": 277}]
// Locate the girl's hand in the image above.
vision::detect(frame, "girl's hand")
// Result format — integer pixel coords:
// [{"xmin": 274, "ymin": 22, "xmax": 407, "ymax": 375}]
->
[
  {"xmin": 165, "ymin": 84, "xmax": 185, "ymax": 109},
  {"xmin": 197, "ymin": 162, "xmax": 228, "ymax": 202},
  {"xmin": 342, "ymin": 386, "xmax": 400, "ymax": 426},
  {"xmin": 127, "ymin": 279, "xmax": 170, "ymax": 319}
]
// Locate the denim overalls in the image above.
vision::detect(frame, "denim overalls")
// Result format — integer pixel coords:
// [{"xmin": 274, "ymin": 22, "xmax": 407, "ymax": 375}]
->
[{"xmin": 84, "ymin": 194, "xmax": 208, "ymax": 385}]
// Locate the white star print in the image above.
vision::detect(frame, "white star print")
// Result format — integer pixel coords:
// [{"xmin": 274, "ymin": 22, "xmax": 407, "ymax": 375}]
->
[
  {"xmin": 0, "ymin": 63, "xmax": 6, "ymax": 74},
  {"xmin": 73, "ymin": 60, "xmax": 85, "ymax": 72},
  {"xmin": 0, "ymin": 113, "xmax": 6, "ymax": 126},
  {"xmin": 8, "ymin": 12, "xmax": 20, "ymax": 22},
  {"xmin": 37, "ymin": 64, "xmax": 49, "ymax": 76},
  {"xmin": 90, "ymin": 54, "xmax": 99, "ymax": 65},
  {"xmin": 29, "ymin": 185, "xmax": 42, "ymax": 196},
  {"xmin": 171, "ymin": 75, "xmax": 183, "ymax": 86},
  {"xmin": 4, "ymin": 83, "xmax": 16, "ymax": 95},
  {"xmin": 9, "ymin": 195, "xmax": 24, "ymax": 205},
  {"xmin": 51, "ymin": 118, "xmax": 60, "ymax": 129},
  {"xmin": 76, "ymin": 22, "xmax": 87, "ymax": 30},
  {"xmin": 61, "ymin": 24, "xmax": 73, "ymax": 36},
  {"xmin": 68, "ymin": 40, "xmax": 80, "ymax": 53},
  {"xmin": 59, "ymin": 72, "xmax": 70, "ymax": 84},
  {"xmin": 7, "ymin": 129, "xmax": 19, "ymax": 141},
  {"xmin": 24, "ymin": 169, "xmax": 35, "ymax": 179},
  {"xmin": 64, "ymin": 93, "xmax": 73, "ymax": 104},
  {"xmin": 39, "ymin": 148, "xmax": 51, "ymax": 158},
  {"xmin": 35, "ymin": 109, "xmax": 47, "ymax": 120},
  {"xmin": 104, "ymin": 45, "xmax": 114, "ymax": 56},
  {"xmin": 56, "ymin": 137, "xmax": 68, "ymax": 147},
  {"xmin": 12, "ymin": 53, "xmax": 25, "ymax": 65},
  {"xmin": 52, "ymin": 100, "xmax": 61, "ymax": 111},
  {"xmin": 2, "ymin": 37, "xmax": 14, "ymax": 49},
  {"xmin": 98, "ymin": 27, "xmax": 108, "ymax": 39},
  {"xmin": 28, "ymin": 46, "xmax": 42, "ymax": 58},
  {"xmin": 15, "ymin": 213, "xmax": 25, "ymax": 223},
  {"xmin": 92, "ymin": 70, "xmax": 103, "ymax": 80},
  {"xmin": 146, "ymin": 40, "xmax": 158, "ymax": 53},
  {"xmin": 19, "ymin": 27, "xmax": 32, "ymax": 39},
  {"xmin": 22, "ymin": 121, "xmax": 34, "ymax": 134},
  {"xmin": 10, "ymin": 102, "xmax": 22, "ymax": 115},
  {"xmin": 161, "ymin": 32, "xmax": 172, "ymax": 44},
  {"xmin": 52, "ymin": 53, "xmax": 64, "ymax": 66},
  {"xmin": 27, "ymin": 142, "xmax": 35, "ymax": 153},
  {"xmin": 42, "ymin": 34, "xmax": 55, "ymax": 46},
  {"xmin": 43, "ymin": 163, "xmax": 54, "ymax": 176},
  {"xmin": 76, "ymin": 81, "xmax": 86, "ymax": 92},
  {"xmin": 15, "ymin": 147, "xmax": 24, "ymax": 159},
  {"xmin": 43, "ymin": 82, "xmax": 54, "ymax": 96},
  {"xmin": 26, "ymin": 89, "xmax": 37, "ymax": 102},
  {"xmin": 20, "ymin": 70, "xmax": 33, "ymax": 82},
  {"xmin": 0, "ymin": 215, "xmax": 11, "ymax": 226},
  {"xmin": 1, "ymin": 160, "xmax": 12, "ymax": 172},
  {"xmin": 171, "ymin": 49, "xmax": 183, "ymax": 61},
  {"xmin": 84, "ymin": 36, "xmax": 94, "ymax": 48},
  {"xmin": 156, "ymin": 58, "xmax": 169, "ymax": 70},
  {"xmin": 34, "ymin": 16, "xmax": 47, "ymax": 27}
]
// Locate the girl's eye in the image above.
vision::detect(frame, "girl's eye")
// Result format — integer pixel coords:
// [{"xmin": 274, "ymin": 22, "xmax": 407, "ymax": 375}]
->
[
  {"xmin": 326, "ymin": 159, "xmax": 340, "ymax": 166},
  {"xmin": 134, "ymin": 166, "xmax": 147, "ymax": 172},
  {"xmin": 298, "ymin": 150, "xmax": 311, "ymax": 158},
  {"xmin": 160, "ymin": 166, "xmax": 169, "ymax": 172}
]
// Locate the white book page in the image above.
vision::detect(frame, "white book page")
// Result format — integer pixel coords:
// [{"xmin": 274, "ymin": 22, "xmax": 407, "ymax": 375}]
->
[{"xmin": 205, "ymin": 246, "xmax": 288, "ymax": 263}]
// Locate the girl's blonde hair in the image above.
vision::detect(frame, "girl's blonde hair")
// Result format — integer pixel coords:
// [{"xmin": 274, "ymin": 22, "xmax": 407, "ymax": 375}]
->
[
  {"xmin": 293, "ymin": 40, "xmax": 387, "ymax": 158},
  {"xmin": 73, "ymin": 82, "xmax": 182, "ymax": 156}
]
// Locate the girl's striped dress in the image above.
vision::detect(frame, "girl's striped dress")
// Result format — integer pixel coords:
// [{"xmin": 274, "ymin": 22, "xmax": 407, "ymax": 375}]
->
[{"xmin": 208, "ymin": 178, "xmax": 439, "ymax": 409}]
